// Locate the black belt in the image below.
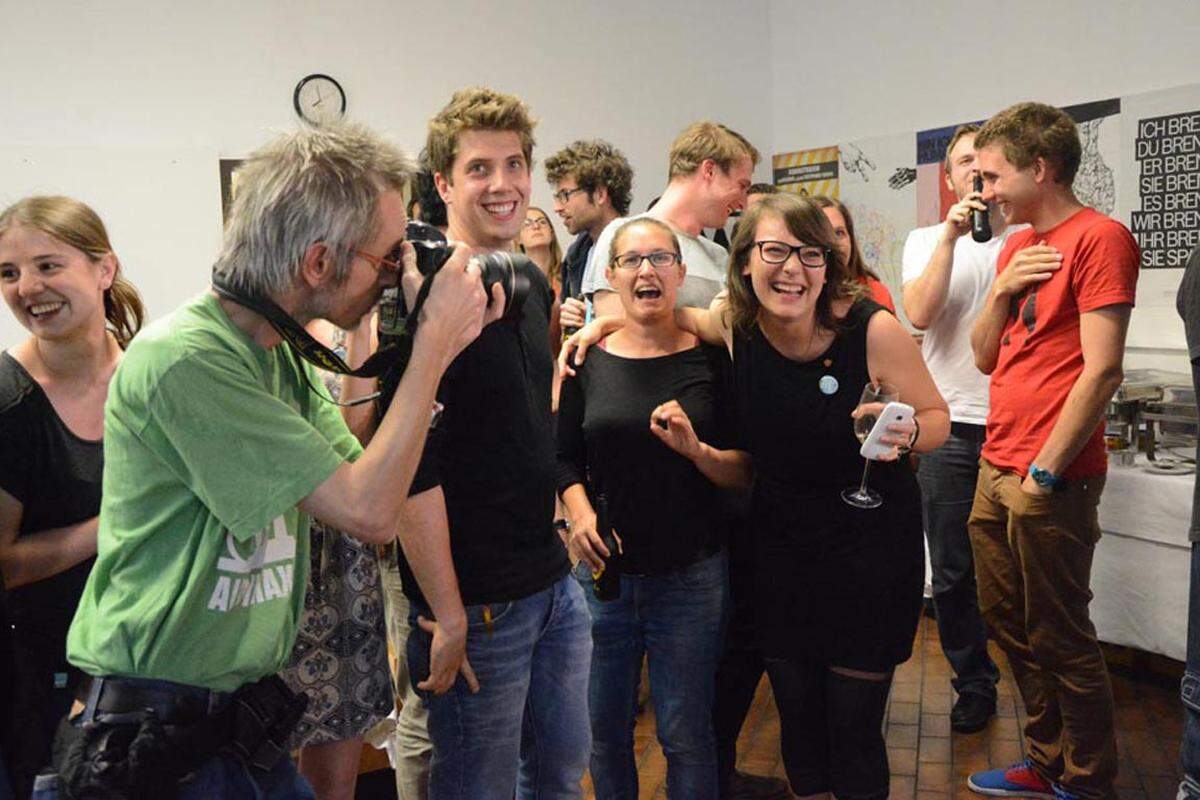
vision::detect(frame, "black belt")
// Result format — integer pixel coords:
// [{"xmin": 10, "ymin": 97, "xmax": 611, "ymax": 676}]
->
[
  {"xmin": 77, "ymin": 675, "xmax": 232, "ymax": 725},
  {"xmin": 950, "ymin": 421, "xmax": 987, "ymax": 439}
]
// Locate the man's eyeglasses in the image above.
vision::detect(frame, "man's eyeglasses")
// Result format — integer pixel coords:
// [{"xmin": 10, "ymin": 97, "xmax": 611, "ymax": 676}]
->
[
  {"xmin": 612, "ymin": 251, "xmax": 681, "ymax": 271},
  {"xmin": 552, "ymin": 187, "xmax": 587, "ymax": 204},
  {"xmin": 354, "ymin": 246, "xmax": 404, "ymax": 272},
  {"xmin": 755, "ymin": 240, "xmax": 830, "ymax": 268},
  {"xmin": 522, "ymin": 217, "xmax": 551, "ymax": 230}
]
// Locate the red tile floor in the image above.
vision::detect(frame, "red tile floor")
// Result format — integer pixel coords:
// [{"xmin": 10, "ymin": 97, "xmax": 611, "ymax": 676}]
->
[{"xmin": 579, "ymin": 616, "xmax": 1186, "ymax": 799}]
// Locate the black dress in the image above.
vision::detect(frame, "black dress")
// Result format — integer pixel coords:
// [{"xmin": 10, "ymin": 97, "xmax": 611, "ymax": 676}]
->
[{"xmin": 733, "ymin": 299, "xmax": 923, "ymax": 672}]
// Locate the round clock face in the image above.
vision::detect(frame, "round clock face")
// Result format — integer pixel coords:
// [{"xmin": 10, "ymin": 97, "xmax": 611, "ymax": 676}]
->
[{"xmin": 294, "ymin": 74, "xmax": 346, "ymax": 125}]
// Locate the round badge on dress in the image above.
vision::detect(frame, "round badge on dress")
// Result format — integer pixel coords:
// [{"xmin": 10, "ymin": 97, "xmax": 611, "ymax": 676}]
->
[{"xmin": 818, "ymin": 375, "xmax": 839, "ymax": 395}]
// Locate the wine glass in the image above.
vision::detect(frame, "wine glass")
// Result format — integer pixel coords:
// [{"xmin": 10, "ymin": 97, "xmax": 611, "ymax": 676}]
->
[{"xmin": 842, "ymin": 381, "xmax": 899, "ymax": 509}]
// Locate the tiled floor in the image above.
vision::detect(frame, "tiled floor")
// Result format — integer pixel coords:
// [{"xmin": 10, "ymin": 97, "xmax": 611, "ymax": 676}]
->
[{"xmin": 581, "ymin": 616, "xmax": 1186, "ymax": 800}]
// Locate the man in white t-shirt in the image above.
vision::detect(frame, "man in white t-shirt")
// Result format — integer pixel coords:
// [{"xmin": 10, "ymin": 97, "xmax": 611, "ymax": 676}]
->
[
  {"xmin": 901, "ymin": 124, "xmax": 1018, "ymax": 734},
  {"xmin": 582, "ymin": 121, "xmax": 757, "ymax": 318}
]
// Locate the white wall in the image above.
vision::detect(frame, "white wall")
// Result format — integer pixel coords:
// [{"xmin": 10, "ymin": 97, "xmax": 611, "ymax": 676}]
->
[
  {"xmin": 769, "ymin": 0, "xmax": 1200, "ymax": 373},
  {"xmin": 0, "ymin": 0, "xmax": 773, "ymax": 347}
]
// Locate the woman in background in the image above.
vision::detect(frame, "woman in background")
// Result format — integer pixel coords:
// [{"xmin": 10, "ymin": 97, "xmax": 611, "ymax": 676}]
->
[
  {"xmin": 812, "ymin": 196, "xmax": 896, "ymax": 313},
  {"xmin": 0, "ymin": 196, "xmax": 144, "ymax": 799},
  {"xmin": 519, "ymin": 206, "xmax": 564, "ymax": 299},
  {"xmin": 279, "ymin": 314, "xmax": 393, "ymax": 800},
  {"xmin": 520, "ymin": 206, "xmax": 566, "ymax": 406}
]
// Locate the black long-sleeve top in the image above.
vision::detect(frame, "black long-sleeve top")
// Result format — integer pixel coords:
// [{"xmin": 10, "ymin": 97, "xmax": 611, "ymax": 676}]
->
[{"xmin": 555, "ymin": 342, "xmax": 738, "ymax": 575}]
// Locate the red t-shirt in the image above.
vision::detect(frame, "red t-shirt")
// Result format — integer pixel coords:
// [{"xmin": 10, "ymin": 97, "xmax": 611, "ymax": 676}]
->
[
  {"xmin": 982, "ymin": 208, "xmax": 1139, "ymax": 480},
  {"xmin": 861, "ymin": 276, "xmax": 895, "ymax": 313}
]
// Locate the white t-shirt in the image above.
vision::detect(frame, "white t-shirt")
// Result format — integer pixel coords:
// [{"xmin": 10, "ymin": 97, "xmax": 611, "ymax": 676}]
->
[
  {"xmin": 901, "ymin": 223, "xmax": 1024, "ymax": 425},
  {"xmin": 582, "ymin": 213, "xmax": 728, "ymax": 310}
]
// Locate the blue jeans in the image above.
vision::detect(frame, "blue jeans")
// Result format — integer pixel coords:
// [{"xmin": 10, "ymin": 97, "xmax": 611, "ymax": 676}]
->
[
  {"xmin": 407, "ymin": 574, "xmax": 592, "ymax": 800},
  {"xmin": 32, "ymin": 750, "xmax": 314, "ymax": 800},
  {"xmin": 915, "ymin": 424, "xmax": 999, "ymax": 699},
  {"xmin": 577, "ymin": 550, "xmax": 728, "ymax": 800},
  {"xmin": 1181, "ymin": 542, "xmax": 1200, "ymax": 799}
]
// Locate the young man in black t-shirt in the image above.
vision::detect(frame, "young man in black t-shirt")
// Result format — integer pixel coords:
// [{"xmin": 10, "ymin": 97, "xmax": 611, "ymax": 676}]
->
[{"xmin": 392, "ymin": 87, "xmax": 591, "ymax": 800}]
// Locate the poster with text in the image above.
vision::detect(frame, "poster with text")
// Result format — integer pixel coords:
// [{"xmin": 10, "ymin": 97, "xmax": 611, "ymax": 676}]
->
[
  {"xmin": 773, "ymin": 146, "xmax": 839, "ymax": 197},
  {"xmin": 1119, "ymin": 84, "xmax": 1200, "ymax": 350},
  {"xmin": 837, "ymin": 133, "xmax": 918, "ymax": 325}
]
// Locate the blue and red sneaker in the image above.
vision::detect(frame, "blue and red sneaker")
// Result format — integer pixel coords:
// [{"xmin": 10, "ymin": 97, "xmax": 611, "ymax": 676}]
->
[{"xmin": 967, "ymin": 759, "xmax": 1054, "ymax": 798}]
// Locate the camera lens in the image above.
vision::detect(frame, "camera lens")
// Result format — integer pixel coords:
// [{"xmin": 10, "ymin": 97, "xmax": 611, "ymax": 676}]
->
[{"xmin": 474, "ymin": 252, "xmax": 532, "ymax": 321}]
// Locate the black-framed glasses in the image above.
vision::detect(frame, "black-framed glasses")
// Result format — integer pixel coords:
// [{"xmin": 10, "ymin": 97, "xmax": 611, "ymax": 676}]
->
[
  {"xmin": 612, "ymin": 250, "xmax": 681, "ymax": 271},
  {"xmin": 522, "ymin": 217, "xmax": 551, "ymax": 230},
  {"xmin": 755, "ymin": 240, "xmax": 830, "ymax": 268},
  {"xmin": 552, "ymin": 187, "xmax": 587, "ymax": 204}
]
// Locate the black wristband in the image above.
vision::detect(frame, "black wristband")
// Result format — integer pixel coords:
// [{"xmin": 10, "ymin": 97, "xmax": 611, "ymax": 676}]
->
[{"xmin": 906, "ymin": 416, "xmax": 921, "ymax": 452}]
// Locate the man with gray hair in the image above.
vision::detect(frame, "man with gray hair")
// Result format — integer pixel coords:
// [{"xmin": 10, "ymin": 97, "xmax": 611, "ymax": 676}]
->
[{"xmin": 37, "ymin": 123, "xmax": 496, "ymax": 800}]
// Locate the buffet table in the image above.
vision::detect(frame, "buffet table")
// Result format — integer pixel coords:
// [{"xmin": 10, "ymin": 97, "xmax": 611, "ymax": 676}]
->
[{"xmin": 1092, "ymin": 456, "xmax": 1192, "ymax": 661}]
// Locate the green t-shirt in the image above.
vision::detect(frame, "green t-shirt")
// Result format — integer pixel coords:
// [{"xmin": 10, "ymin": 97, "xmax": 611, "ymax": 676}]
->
[{"xmin": 67, "ymin": 293, "xmax": 362, "ymax": 692}]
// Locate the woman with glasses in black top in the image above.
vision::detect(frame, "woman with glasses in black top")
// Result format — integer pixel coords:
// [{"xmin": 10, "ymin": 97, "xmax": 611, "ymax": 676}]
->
[
  {"xmin": 556, "ymin": 217, "xmax": 749, "ymax": 800},
  {"xmin": 564, "ymin": 195, "xmax": 949, "ymax": 800}
]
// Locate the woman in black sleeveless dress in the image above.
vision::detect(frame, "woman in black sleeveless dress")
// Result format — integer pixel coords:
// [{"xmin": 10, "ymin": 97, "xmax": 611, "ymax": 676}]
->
[{"xmin": 564, "ymin": 194, "xmax": 949, "ymax": 800}]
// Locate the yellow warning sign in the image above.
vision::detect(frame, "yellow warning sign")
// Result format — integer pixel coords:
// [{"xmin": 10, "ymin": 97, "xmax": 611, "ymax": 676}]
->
[{"xmin": 773, "ymin": 147, "xmax": 840, "ymax": 198}]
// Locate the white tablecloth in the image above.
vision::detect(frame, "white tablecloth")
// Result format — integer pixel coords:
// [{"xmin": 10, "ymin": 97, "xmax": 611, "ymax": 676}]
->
[{"xmin": 1091, "ymin": 458, "xmax": 1192, "ymax": 661}]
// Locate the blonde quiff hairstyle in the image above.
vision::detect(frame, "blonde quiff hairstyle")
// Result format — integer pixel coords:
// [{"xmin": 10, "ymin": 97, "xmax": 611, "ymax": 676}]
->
[
  {"xmin": 0, "ymin": 196, "xmax": 145, "ymax": 348},
  {"xmin": 426, "ymin": 87, "xmax": 537, "ymax": 181},
  {"xmin": 213, "ymin": 123, "xmax": 416, "ymax": 298},
  {"xmin": 668, "ymin": 121, "xmax": 760, "ymax": 181}
]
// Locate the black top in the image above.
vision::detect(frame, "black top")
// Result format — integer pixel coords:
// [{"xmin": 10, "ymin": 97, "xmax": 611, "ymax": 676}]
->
[
  {"xmin": 733, "ymin": 299, "xmax": 923, "ymax": 670},
  {"xmin": 0, "ymin": 352, "xmax": 100, "ymax": 663},
  {"xmin": 556, "ymin": 342, "xmax": 736, "ymax": 575},
  {"xmin": 1176, "ymin": 243, "xmax": 1200, "ymax": 542},
  {"xmin": 401, "ymin": 260, "xmax": 569, "ymax": 605}
]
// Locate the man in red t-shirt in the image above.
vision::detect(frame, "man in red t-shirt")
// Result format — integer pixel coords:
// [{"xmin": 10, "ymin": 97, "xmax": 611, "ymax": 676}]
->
[{"xmin": 964, "ymin": 102, "xmax": 1139, "ymax": 800}]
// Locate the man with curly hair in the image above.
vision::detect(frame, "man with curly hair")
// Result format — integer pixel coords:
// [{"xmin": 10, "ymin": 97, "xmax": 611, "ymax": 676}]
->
[{"xmin": 544, "ymin": 139, "xmax": 633, "ymax": 331}]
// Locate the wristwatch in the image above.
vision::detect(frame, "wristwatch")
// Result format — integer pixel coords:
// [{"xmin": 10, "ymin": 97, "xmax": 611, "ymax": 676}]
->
[{"xmin": 1029, "ymin": 464, "xmax": 1065, "ymax": 490}]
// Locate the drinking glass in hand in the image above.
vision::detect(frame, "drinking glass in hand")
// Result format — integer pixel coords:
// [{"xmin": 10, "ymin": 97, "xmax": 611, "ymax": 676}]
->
[{"xmin": 842, "ymin": 381, "xmax": 898, "ymax": 509}]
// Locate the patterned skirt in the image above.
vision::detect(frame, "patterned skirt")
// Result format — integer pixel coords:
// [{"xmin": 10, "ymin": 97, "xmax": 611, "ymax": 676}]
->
[{"xmin": 280, "ymin": 520, "xmax": 393, "ymax": 748}]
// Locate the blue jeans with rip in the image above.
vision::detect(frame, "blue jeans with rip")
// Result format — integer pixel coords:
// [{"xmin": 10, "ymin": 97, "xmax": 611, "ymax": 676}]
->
[
  {"xmin": 406, "ymin": 573, "xmax": 592, "ymax": 800},
  {"xmin": 577, "ymin": 550, "xmax": 728, "ymax": 800},
  {"xmin": 1180, "ymin": 542, "xmax": 1200, "ymax": 799}
]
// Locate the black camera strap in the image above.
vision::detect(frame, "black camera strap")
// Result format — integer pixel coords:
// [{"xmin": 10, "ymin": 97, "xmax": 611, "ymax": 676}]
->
[{"xmin": 210, "ymin": 269, "xmax": 434, "ymax": 404}]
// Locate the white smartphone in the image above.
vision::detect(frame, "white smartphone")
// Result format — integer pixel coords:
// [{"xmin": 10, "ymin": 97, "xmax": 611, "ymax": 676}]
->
[{"xmin": 859, "ymin": 401, "xmax": 916, "ymax": 460}]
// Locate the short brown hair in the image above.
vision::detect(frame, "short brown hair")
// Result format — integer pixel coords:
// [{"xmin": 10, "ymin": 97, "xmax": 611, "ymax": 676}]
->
[
  {"xmin": 426, "ymin": 87, "xmax": 537, "ymax": 181},
  {"xmin": 545, "ymin": 139, "xmax": 634, "ymax": 216},
  {"xmin": 668, "ymin": 121, "xmax": 759, "ymax": 181},
  {"xmin": 944, "ymin": 123, "xmax": 980, "ymax": 174},
  {"xmin": 725, "ymin": 194, "xmax": 858, "ymax": 334},
  {"xmin": 975, "ymin": 102, "xmax": 1081, "ymax": 185}
]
